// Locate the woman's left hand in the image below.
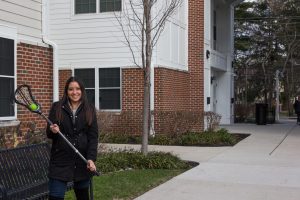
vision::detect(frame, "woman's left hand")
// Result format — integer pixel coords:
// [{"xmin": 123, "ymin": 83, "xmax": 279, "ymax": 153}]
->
[{"xmin": 87, "ymin": 160, "xmax": 96, "ymax": 172}]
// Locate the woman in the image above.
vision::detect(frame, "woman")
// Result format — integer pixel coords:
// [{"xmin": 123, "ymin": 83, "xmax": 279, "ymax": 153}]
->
[
  {"xmin": 46, "ymin": 77, "xmax": 99, "ymax": 200},
  {"xmin": 294, "ymin": 96, "xmax": 300, "ymax": 124}
]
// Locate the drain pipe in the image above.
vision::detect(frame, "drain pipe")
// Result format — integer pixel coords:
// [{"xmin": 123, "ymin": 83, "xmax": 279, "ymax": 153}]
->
[{"xmin": 42, "ymin": 0, "xmax": 59, "ymax": 102}]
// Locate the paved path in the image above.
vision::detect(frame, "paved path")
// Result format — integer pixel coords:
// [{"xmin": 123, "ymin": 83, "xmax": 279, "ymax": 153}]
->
[{"xmin": 129, "ymin": 118, "xmax": 300, "ymax": 200}]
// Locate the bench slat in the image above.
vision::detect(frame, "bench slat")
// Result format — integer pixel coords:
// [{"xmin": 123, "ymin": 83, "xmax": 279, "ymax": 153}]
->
[{"xmin": 0, "ymin": 143, "xmax": 50, "ymax": 200}]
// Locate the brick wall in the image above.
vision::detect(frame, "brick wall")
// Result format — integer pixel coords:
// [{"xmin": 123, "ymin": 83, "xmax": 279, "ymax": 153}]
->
[
  {"xmin": 58, "ymin": 66, "xmax": 204, "ymax": 135},
  {"xmin": 154, "ymin": 68, "xmax": 191, "ymax": 134},
  {"xmin": 59, "ymin": 70, "xmax": 72, "ymax": 98},
  {"xmin": 154, "ymin": 68, "xmax": 190, "ymax": 111},
  {"xmin": 17, "ymin": 43, "xmax": 53, "ymax": 131},
  {"xmin": 188, "ymin": 0, "xmax": 204, "ymax": 130}
]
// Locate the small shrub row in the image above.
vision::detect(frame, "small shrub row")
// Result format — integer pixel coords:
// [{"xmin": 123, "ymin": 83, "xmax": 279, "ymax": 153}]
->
[
  {"xmin": 100, "ymin": 128, "xmax": 237, "ymax": 146},
  {"xmin": 96, "ymin": 150, "xmax": 190, "ymax": 174},
  {"xmin": 97, "ymin": 110, "xmax": 222, "ymax": 136}
]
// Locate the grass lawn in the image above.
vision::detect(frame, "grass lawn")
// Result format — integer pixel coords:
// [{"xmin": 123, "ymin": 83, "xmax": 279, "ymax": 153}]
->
[{"xmin": 65, "ymin": 169, "xmax": 185, "ymax": 200}]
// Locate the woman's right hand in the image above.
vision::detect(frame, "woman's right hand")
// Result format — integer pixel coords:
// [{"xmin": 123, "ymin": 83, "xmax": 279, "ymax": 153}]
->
[{"xmin": 50, "ymin": 124, "xmax": 60, "ymax": 134}]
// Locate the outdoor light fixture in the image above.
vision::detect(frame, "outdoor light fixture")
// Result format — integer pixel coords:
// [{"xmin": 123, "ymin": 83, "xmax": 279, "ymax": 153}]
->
[
  {"xmin": 211, "ymin": 76, "xmax": 215, "ymax": 84},
  {"xmin": 206, "ymin": 50, "xmax": 210, "ymax": 59}
]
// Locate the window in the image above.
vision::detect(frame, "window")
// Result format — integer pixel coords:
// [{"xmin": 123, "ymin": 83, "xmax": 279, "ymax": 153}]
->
[
  {"xmin": 0, "ymin": 37, "xmax": 15, "ymax": 118},
  {"xmin": 213, "ymin": 10, "xmax": 217, "ymax": 50},
  {"xmin": 75, "ymin": 68, "xmax": 95, "ymax": 105},
  {"xmin": 75, "ymin": 0, "xmax": 121, "ymax": 14},
  {"xmin": 100, "ymin": 0, "xmax": 121, "ymax": 12},
  {"xmin": 99, "ymin": 68, "xmax": 120, "ymax": 110},
  {"xmin": 74, "ymin": 68, "xmax": 121, "ymax": 110},
  {"xmin": 75, "ymin": 0, "xmax": 96, "ymax": 14}
]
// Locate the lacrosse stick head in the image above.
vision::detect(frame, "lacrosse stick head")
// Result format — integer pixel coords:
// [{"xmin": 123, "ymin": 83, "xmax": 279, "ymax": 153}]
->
[{"xmin": 14, "ymin": 85, "xmax": 42, "ymax": 114}]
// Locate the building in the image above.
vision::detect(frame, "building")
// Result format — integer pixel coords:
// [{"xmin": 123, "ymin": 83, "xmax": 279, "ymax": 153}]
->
[
  {"xmin": 0, "ymin": 0, "xmax": 243, "ymax": 146},
  {"xmin": 0, "ymin": 0, "xmax": 53, "ymax": 147}
]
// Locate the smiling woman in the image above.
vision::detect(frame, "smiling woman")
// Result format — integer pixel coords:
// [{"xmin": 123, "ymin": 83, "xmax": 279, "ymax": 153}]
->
[
  {"xmin": 46, "ymin": 76, "xmax": 99, "ymax": 200},
  {"xmin": 67, "ymin": 81, "xmax": 82, "ymax": 110}
]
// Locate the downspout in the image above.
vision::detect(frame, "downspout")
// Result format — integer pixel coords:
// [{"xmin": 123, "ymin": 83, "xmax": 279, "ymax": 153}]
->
[{"xmin": 42, "ymin": 0, "xmax": 59, "ymax": 102}]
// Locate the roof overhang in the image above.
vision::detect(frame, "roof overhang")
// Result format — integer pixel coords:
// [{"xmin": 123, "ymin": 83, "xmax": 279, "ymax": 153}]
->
[{"xmin": 225, "ymin": 0, "xmax": 245, "ymax": 6}]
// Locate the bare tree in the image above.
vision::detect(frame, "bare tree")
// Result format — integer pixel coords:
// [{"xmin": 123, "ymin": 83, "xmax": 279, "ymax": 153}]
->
[
  {"xmin": 115, "ymin": 0, "xmax": 182, "ymax": 154},
  {"xmin": 234, "ymin": 0, "xmax": 300, "ymax": 121}
]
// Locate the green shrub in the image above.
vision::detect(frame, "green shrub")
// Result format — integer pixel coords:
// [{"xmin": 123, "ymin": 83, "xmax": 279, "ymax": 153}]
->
[
  {"xmin": 100, "ymin": 128, "xmax": 240, "ymax": 147},
  {"xmin": 176, "ymin": 133, "xmax": 202, "ymax": 146},
  {"xmin": 100, "ymin": 133, "xmax": 140, "ymax": 144},
  {"xmin": 149, "ymin": 135, "xmax": 173, "ymax": 145},
  {"xmin": 217, "ymin": 128, "xmax": 237, "ymax": 145},
  {"xmin": 96, "ymin": 150, "xmax": 190, "ymax": 174}
]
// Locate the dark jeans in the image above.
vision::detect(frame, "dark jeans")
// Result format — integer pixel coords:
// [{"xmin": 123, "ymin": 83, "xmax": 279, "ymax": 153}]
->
[
  {"xmin": 49, "ymin": 178, "xmax": 90, "ymax": 198},
  {"xmin": 297, "ymin": 113, "xmax": 300, "ymax": 123}
]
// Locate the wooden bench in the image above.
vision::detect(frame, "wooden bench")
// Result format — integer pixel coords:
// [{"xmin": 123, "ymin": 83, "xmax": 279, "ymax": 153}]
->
[{"xmin": 0, "ymin": 143, "xmax": 72, "ymax": 200}]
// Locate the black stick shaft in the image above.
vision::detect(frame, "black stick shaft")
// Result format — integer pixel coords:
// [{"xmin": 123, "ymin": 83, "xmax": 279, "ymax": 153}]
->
[
  {"xmin": 40, "ymin": 113, "xmax": 100, "ymax": 176},
  {"xmin": 90, "ymin": 178, "xmax": 94, "ymax": 200}
]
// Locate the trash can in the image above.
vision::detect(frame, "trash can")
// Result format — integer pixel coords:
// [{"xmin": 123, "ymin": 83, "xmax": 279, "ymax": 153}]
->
[{"xmin": 256, "ymin": 103, "xmax": 268, "ymax": 125}]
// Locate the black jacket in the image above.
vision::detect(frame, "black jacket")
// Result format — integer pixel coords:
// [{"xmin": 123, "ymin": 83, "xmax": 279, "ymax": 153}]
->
[
  {"xmin": 46, "ymin": 101, "xmax": 98, "ymax": 182},
  {"xmin": 294, "ymin": 100, "xmax": 300, "ymax": 114}
]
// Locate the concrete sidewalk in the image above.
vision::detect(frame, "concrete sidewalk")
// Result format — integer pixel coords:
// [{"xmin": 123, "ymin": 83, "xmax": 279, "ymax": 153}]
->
[{"xmin": 131, "ymin": 118, "xmax": 300, "ymax": 200}]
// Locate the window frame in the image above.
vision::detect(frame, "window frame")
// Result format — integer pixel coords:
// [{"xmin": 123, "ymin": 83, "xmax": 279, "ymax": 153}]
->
[
  {"xmin": 73, "ymin": 0, "xmax": 122, "ymax": 15},
  {"xmin": 99, "ymin": 68, "xmax": 121, "ymax": 111},
  {"xmin": 73, "ymin": 67, "xmax": 122, "ymax": 112},
  {"xmin": 99, "ymin": 0, "xmax": 122, "ymax": 13},
  {"xmin": 74, "ymin": 68, "xmax": 96, "ymax": 105},
  {"xmin": 74, "ymin": 0, "xmax": 97, "ymax": 14},
  {"xmin": 0, "ymin": 27, "xmax": 17, "ymax": 121}
]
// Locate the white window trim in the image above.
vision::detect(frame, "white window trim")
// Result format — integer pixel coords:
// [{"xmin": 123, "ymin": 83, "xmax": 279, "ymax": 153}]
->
[{"xmin": 0, "ymin": 25, "xmax": 17, "ymax": 121}]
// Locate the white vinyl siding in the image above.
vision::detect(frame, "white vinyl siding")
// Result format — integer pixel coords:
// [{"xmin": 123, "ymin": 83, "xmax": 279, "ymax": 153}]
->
[
  {"xmin": 0, "ymin": 0, "xmax": 43, "ymax": 44},
  {"xmin": 156, "ymin": 0, "xmax": 188, "ymax": 71},
  {"xmin": 49, "ymin": 0, "xmax": 187, "ymax": 70},
  {"xmin": 49, "ymin": 0, "xmax": 133, "ymax": 68}
]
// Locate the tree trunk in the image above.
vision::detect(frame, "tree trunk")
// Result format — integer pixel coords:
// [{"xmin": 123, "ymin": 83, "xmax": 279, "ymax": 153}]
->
[
  {"xmin": 141, "ymin": 71, "xmax": 150, "ymax": 155},
  {"xmin": 141, "ymin": 0, "xmax": 152, "ymax": 155}
]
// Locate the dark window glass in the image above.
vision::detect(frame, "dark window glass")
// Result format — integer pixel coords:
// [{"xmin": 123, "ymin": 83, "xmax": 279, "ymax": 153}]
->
[
  {"xmin": 75, "ymin": 68, "xmax": 95, "ymax": 104},
  {"xmin": 100, "ymin": 89, "xmax": 120, "ymax": 109},
  {"xmin": 213, "ymin": 10, "xmax": 217, "ymax": 50},
  {"xmin": 75, "ymin": 0, "xmax": 96, "ymax": 14},
  {"xmin": 75, "ymin": 68, "xmax": 95, "ymax": 88},
  {"xmin": 0, "ymin": 77, "xmax": 14, "ymax": 117},
  {"xmin": 99, "ymin": 68, "xmax": 120, "ymax": 87},
  {"xmin": 86, "ymin": 89, "xmax": 95, "ymax": 105},
  {"xmin": 0, "ymin": 37, "xmax": 14, "ymax": 76},
  {"xmin": 100, "ymin": 0, "xmax": 121, "ymax": 12},
  {"xmin": 99, "ymin": 68, "xmax": 121, "ymax": 110}
]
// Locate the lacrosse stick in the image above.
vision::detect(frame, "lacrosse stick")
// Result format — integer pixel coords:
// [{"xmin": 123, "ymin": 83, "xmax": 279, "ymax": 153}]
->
[{"xmin": 14, "ymin": 84, "xmax": 100, "ymax": 177}]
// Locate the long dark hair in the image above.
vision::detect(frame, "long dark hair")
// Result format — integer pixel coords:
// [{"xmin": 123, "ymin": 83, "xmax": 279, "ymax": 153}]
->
[{"xmin": 56, "ymin": 76, "xmax": 94, "ymax": 126}]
